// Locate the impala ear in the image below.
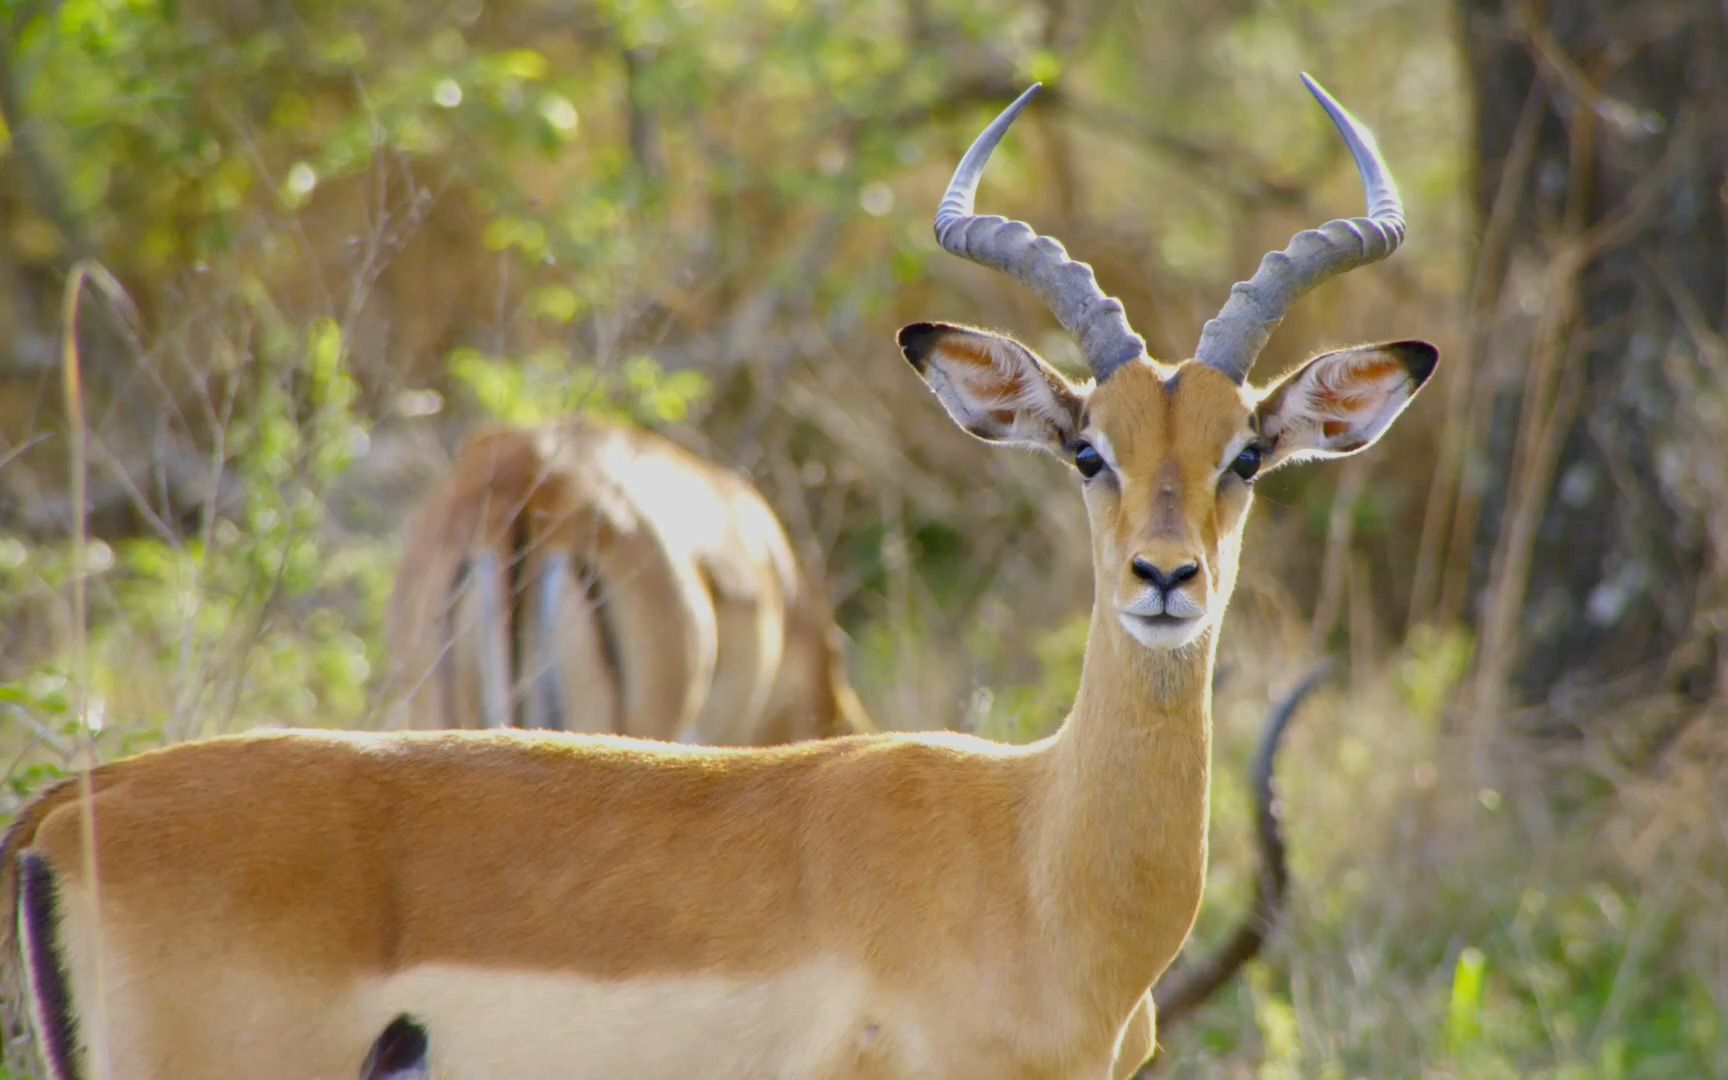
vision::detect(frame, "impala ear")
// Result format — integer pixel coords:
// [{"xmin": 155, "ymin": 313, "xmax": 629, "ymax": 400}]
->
[
  {"xmin": 898, "ymin": 322, "xmax": 1085, "ymax": 454},
  {"xmin": 1256, "ymin": 341, "xmax": 1438, "ymax": 471}
]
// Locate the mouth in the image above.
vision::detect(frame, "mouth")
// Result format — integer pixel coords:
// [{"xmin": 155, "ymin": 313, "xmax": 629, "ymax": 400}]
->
[
  {"xmin": 1128, "ymin": 612, "xmax": 1187, "ymax": 626},
  {"xmin": 1117, "ymin": 610, "xmax": 1205, "ymax": 648}
]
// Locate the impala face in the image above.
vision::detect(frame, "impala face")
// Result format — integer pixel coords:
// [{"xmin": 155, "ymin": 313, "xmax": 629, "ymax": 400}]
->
[
  {"xmin": 904, "ymin": 75, "xmax": 1434, "ymax": 653},
  {"xmin": 1082, "ymin": 361, "xmax": 1258, "ymax": 650},
  {"xmin": 900, "ymin": 324, "xmax": 1437, "ymax": 652}
]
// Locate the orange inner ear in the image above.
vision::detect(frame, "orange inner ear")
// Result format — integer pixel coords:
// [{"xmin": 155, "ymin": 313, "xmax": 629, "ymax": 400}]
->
[
  {"xmin": 1311, "ymin": 360, "xmax": 1406, "ymax": 417},
  {"xmin": 997, "ymin": 374, "xmax": 1026, "ymax": 400},
  {"xmin": 1348, "ymin": 359, "xmax": 1404, "ymax": 383},
  {"xmin": 946, "ymin": 340, "xmax": 1028, "ymax": 404},
  {"xmin": 1322, "ymin": 420, "xmax": 1352, "ymax": 438},
  {"xmin": 946, "ymin": 342, "xmax": 995, "ymax": 370},
  {"xmin": 1320, "ymin": 390, "xmax": 1372, "ymax": 414}
]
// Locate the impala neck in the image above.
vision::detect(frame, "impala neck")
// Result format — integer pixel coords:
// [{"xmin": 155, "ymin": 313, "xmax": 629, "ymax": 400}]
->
[{"xmin": 1035, "ymin": 599, "xmax": 1217, "ymax": 1006}]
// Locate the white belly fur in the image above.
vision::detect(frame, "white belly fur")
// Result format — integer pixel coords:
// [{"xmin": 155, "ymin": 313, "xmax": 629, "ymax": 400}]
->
[{"xmin": 368, "ymin": 960, "xmax": 888, "ymax": 1079}]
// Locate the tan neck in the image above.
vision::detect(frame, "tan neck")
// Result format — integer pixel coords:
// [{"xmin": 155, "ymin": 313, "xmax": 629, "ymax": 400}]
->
[{"xmin": 1032, "ymin": 601, "xmax": 1216, "ymax": 1007}]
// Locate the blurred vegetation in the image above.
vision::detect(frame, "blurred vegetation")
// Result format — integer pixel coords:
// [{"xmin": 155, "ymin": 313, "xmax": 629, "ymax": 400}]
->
[{"xmin": 1, "ymin": 0, "xmax": 1725, "ymax": 1075}]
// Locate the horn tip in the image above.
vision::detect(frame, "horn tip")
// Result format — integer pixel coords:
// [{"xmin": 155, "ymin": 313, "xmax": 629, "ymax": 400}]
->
[
  {"xmin": 1298, "ymin": 71, "xmax": 1336, "ymax": 108},
  {"xmin": 1004, "ymin": 83, "xmax": 1044, "ymax": 117}
]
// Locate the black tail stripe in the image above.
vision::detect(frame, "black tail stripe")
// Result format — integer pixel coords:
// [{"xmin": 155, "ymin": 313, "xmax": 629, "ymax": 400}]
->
[{"xmin": 19, "ymin": 852, "xmax": 78, "ymax": 1080}]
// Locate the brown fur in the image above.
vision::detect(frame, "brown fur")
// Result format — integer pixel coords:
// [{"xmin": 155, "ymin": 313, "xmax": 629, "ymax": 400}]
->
[
  {"xmin": 0, "ymin": 331, "xmax": 1433, "ymax": 1078},
  {"xmin": 384, "ymin": 416, "xmax": 870, "ymax": 744}
]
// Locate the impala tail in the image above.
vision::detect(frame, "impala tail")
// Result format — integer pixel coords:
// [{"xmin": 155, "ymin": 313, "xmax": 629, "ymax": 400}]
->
[{"xmin": 1150, "ymin": 662, "xmax": 1334, "ymax": 1029}]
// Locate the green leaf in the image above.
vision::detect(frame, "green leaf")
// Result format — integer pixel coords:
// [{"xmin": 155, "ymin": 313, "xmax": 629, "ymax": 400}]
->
[{"xmin": 1446, "ymin": 945, "xmax": 1487, "ymax": 1054}]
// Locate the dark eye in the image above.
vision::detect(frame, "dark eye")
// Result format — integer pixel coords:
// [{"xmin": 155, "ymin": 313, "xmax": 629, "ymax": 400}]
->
[
  {"xmin": 1229, "ymin": 444, "xmax": 1263, "ymax": 482},
  {"xmin": 1074, "ymin": 442, "xmax": 1104, "ymax": 479}
]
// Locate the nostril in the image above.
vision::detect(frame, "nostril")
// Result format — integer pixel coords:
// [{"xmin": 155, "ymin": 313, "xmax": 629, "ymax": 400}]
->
[{"xmin": 1131, "ymin": 558, "xmax": 1200, "ymax": 592}]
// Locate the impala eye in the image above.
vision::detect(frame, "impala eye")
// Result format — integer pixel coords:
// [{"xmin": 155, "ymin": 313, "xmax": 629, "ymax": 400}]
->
[
  {"xmin": 1074, "ymin": 442, "xmax": 1105, "ymax": 479},
  {"xmin": 1229, "ymin": 444, "xmax": 1263, "ymax": 482}
]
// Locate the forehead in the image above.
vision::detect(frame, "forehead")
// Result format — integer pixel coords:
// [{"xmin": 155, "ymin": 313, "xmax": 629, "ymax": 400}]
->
[{"xmin": 1085, "ymin": 360, "xmax": 1251, "ymax": 463}]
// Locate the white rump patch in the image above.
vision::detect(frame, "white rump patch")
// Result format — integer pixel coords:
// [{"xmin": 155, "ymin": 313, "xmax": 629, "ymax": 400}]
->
[{"xmin": 363, "ymin": 960, "xmax": 888, "ymax": 1079}]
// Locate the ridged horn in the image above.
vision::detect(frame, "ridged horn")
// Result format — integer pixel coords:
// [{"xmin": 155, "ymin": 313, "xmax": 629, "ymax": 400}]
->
[
  {"xmin": 933, "ymin": 84, "xmax": 1146, "ymax": 381},
  {"xmin": 1193, "ymin": 74, "xmax": 1406, "ymax": 383}
]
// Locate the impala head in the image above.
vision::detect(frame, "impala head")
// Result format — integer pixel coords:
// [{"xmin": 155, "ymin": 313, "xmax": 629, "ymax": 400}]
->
[{"xmin": 902, "ymin": 76, "xmax": 1438, "ymax": 651}]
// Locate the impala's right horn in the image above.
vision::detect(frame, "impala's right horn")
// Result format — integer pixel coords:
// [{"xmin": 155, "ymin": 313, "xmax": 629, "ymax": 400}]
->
[
  {"xmin": 1194, "ymin": 74, "xmax": 1407, "ymax": 384},
  {"xmin": 933, "ymin": 84, "xmax": 1147, "ymax": 383}
]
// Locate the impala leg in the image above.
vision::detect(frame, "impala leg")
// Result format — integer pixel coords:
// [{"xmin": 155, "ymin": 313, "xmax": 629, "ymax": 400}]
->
[
  {"xmin": 447, "ymin": 548, "xmax": 515, "ymax": 730},
  {"xmin": 523, "ymin": 553, "xmax": 570, "ymax": 730},
  {"xmin": 469, "ymin": 548, "xmax": 514, "ymax": 729},
  {"xmin": 690, "ymin": 591, "xmax": 783, "ymax": 745}
]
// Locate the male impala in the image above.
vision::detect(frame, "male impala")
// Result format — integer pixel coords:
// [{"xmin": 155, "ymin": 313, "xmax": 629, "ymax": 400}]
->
[
  {"xmin": 385, "ymin": 417, "xmax": 869, "ymax": 744},
  {"xmin": 1, "ymin": 75, "xmax": 1433, "ymax": 1078}
]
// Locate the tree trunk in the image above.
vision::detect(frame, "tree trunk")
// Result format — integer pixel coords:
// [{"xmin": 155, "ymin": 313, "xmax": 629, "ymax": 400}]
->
[{"xmin": 1452, "ymin": 0, "xmax": 1728, "ymax": 727}]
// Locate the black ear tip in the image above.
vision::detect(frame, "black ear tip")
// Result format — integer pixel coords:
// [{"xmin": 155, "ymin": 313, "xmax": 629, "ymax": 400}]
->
[
  {"xmin": 1392, "ymin": 340, "xmax": 1439, "ymax": 385},
  {"xmin": 897, "ymin": 322, "xmax": 943, "ymax": 370}
]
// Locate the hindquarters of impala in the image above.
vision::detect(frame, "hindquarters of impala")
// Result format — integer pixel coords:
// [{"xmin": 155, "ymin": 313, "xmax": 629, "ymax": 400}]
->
[{"xmin": 385, "ymin": 417, "xmax": 869, "ymax": 744}]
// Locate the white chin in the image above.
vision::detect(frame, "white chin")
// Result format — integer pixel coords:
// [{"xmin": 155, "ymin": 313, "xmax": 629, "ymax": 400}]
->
[{"xmin": 1118, "ymin": 612, "xmax": 1207, "ymax": 650}]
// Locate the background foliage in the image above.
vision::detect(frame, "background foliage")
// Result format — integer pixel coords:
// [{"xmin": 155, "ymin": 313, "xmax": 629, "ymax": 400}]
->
[{"xmin": 2, "ymin": 0, "xmax": 1725, "ymax": 1074}]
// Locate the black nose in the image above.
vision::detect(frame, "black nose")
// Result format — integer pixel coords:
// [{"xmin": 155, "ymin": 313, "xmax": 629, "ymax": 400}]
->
[{"xmin": 1131, "ymin": 558, "xmax": 1199, "ymax": 593}]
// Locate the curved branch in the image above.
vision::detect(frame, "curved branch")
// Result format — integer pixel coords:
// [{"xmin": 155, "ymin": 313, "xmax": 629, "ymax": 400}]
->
[{"xmin": 1150, "ymin": 661, "xmax": 1333, "ymax": 1028}]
